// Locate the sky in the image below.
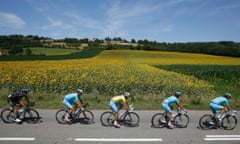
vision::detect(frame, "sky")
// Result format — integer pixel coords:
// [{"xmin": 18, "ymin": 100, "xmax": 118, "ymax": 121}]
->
[{"xmin": 0, "ymin": 0, "xmax": 240, "ymax": 42}]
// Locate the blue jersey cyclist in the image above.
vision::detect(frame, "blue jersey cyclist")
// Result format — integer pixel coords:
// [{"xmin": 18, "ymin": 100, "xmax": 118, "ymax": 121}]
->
[
  {"xmin": 162, "ymin": 91, "xmax": 184, "ymax": 128},
  {"xmin": 210, "ymin": 93, "xmax": 232, "ymax": 119},
  {"xmin": 109, "ymin": 92, "xmax": 130, "ymax": 128},
  {"xmin": 63, "ymin": 89, "xmax": 84, "ymax": 122}
]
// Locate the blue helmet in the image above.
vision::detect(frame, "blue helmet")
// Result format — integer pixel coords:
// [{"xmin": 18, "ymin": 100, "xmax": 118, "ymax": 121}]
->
[{"xmin": 22, "ymin": 89, "xmax": 29, "ymax": 94}]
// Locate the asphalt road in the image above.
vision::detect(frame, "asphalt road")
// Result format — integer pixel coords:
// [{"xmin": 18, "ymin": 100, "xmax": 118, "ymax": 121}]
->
[{"xmin": 0, "ymin": 109, "xmax": 239, "ymax": 144}]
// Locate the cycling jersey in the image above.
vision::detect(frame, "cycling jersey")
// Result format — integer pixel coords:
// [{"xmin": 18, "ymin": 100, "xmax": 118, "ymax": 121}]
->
[
  {"xmin": 63, "ymin": 93, "xmax": 80, "ymax": 109},
  {"xmin": 210, "ymin": 97, "xmax": 229, "ymax": 113},
  {"xmin": 7, "ymin": 92, "xmax": 28, "ymax": 106},
  {"xmin": 162, "ymin": 96, "xmax": 179, "ymax": 113},
  {"xmin": 109, "ymin": 95, "xmax": 126, "ymax": 113}
]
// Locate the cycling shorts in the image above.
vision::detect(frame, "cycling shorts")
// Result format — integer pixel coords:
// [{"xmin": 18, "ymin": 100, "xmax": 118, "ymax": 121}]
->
[
  {"xmin": 210, "ymin": 102, "xmax": 223, "ymax": 113},
  {"xmin": 109, "ymin": 100, "xmax": 121, "ymax": 113},
  {"xmin": 8, "ymin": 98, "xmax": 20, "ymax": 106},
  {"xmin": 162, "ymin": 103, "xmax": 171, "ymax": 113},
  {"xmin": 63, "ymin": 99, "xmax": 74, "ymax": 109}
]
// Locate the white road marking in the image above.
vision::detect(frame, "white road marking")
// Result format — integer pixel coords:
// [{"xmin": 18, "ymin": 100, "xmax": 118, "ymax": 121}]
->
[
  {"xmin": 206, "ymin": 135, "xmax": 240, "ymax": 138},
  {"xmin": 0, "ymin": 137, "xmax": 35, "ymax": 141},
  {"xmin": 75, "ymin": 138, "xmax": 163, "ymax": 142},
  {"xmin": 205, "ymin": 135, "xmax": 240, "ymax": 141}
]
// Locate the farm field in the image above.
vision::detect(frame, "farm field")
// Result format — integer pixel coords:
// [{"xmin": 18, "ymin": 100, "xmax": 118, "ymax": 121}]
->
[
  {"xmin": 25, "ymin": 47, "xmax": 81, "ymax": 56},
  {"xmin": 0, "ymin": 50, "xmax": 240, "ymax": 109}
]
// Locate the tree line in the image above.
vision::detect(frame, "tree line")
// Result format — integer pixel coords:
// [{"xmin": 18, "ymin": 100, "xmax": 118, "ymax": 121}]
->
[{"xmin": 0, "ymin": 34, "xmax": 240, "ymax": 57}]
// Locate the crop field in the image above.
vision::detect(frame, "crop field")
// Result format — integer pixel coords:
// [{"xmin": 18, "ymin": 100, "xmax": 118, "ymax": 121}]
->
[
  {"xmin": 26, "ymin": 47, "xmax": 81, "ymax": 56},
  {"xmin": 0, "ymin": 50, "xmax": 240, "ymax": 109}
]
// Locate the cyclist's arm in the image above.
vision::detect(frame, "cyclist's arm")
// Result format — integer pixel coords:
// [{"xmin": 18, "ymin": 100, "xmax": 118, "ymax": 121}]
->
[
  {"xmin": 124, "ymin": 102, "xmax": 130, "ymax": 110},
  {"xmin": 25, "ymin": 95, "xmax": 30, "ymax": 105},
  {"xmin": 176, "ymin": 102, "xmax": 184, "ymax": 110},
  {"xmin": 223, "ymin": 104, "xmax": 232, "ymax": 111}
]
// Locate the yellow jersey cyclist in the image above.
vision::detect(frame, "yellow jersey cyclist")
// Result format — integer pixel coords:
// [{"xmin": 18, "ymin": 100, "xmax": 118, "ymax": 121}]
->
[
  {"xmin": 109, "ymin": 92, "xmax": 130, "ymax": 128},
  {"xmin": 162, "ymin": 91, "xmax": 184, "ymax": 129},
  {"xmin": 63, "ymin": 89, "xmax": 84, "ymax": 122}
]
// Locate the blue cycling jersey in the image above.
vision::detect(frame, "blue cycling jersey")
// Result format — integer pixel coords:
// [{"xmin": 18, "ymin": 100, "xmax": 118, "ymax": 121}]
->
[
  {"xmin": 64, "ymin": 93, "xmax": 79, "ymax": 104},
  {"xmin": 162, "ymin": 96, "xmax": 179, "ymax": 105},
  {"xmin": 210, "ymin": 97, "xmax": 229, "ymax": 106}
]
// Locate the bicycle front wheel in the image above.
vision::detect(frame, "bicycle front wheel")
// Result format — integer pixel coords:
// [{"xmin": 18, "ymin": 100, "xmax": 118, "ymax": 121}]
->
[
  {"xmin": 24, "ymin": 108, "xmax": 40, "ymax": 124},
  {"xmin": 78, "ymin": 110, "xmax": 94, "ymax": 124},
  {"xmin": 151, "ymin": 113, "xmax": 166, "ymax": 128},
  {"xmin": 221, "ymin": 115, "xmax": 237, "ymax": 130},
  {"xmin": 174, "ymin": 114, "xmax": 189, "ymax": 128},
  {"xmin": 100, "ymin": 111, "xmax": 114, "ymax": 126},
  {"xmin": 0, "ymin": 108, "xmax": 15, "ymax": 124},
  {"xmin": 199, "ymin": 114, "xmax": 214, "ymax": 130},
  {"xmin": 123, "ymin": 112, "xmax": 140, "ymax": 127},
  {"xmin": 55, "ymin": 109, "xmax": 67, "ymax": 124}
]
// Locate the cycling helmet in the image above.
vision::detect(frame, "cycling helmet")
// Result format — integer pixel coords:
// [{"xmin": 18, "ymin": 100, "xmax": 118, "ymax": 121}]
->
[
  {"xmin": 22, "ymin": 89, "xmax": 29, "ymax": 94},
  {"xmin": 123, "ymin": 92, "xmax": 130, "ymax": 98},
  {"xmin": 77, "ymin": 89, "xmax": 83, "ymax": 94},
  {"xmin": 175, "ymin": 91, "xmax": 181, "ymax": 97},
  {"xmin": 223, "ymin": 92, "xmax": 231, "ymax": 99}
]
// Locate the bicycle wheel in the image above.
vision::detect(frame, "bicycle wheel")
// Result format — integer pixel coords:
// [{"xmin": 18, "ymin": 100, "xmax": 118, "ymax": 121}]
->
[
  {"xmin": 78, "ymin": 110, "xmax": 94, "ymax": 124},
  {"xmin": 221, "ymin": 115, "xmax": 237, "ymax": 130},
  {"xmin": 55, "ymin": 109, "xmax": 67, "ymax": 124},
  {"xmin": 151, "ymin": 113, "xmax": 166, "ymax": 128},
  {"xmin": 24, "ymin": 108, "xmax": 40, "ymax": 124},
  {"xmin": 0, "ymin": 108, "xmax": 15, "ymax": 123},
  {"xmin": 123, "ymin": 112, "xmax": 140, "ymax": 127},
  {"xmin": 174, "ymin": 114, "xmax": 189, "ymax": 128},
  {"xmin": 199, "ymin": 114, "xmax": 215, "ymax": 130},
  {"xmin": 100, "ymin": 111, "xmax": 114, "ymax": 126}
]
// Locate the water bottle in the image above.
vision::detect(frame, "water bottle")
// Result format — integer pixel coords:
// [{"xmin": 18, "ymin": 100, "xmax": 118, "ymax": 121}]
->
[
  {"xmin": 71, "ymin": 111, "xmax": 77, "ymax": 117},
  {"xmin": 17, "ymin": 109, "xmax": 24, "ymax": 117},
  {"xmin": 119, "ymin": 112, "xmax": 124, "ymax": 120}
]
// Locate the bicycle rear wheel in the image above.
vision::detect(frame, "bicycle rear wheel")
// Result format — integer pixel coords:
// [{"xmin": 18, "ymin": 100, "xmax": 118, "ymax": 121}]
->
[
  {"xmin": 55, "ymin": 109, "xmax": 67, "ymax": 124},
  {"xmin": 24, "ymin": 108, "xmax": 40, "ymax": 124},
  {"xmin": 78, "ymin": 110, "xmax": 94, "ymax": 124},
  {"xmin": 199, "ymin": 114, "xmax": 215, "ymax": 130},
  {"xmin": 174, "ymin": 114, "xmax": 189, "ymax": 128},
  {"xmin": 100, "ymin": 111, "xmax": 114, "ymax": 126},
  {"xmin": 123, "ymin": 112, "xmax": 140, "ymax": 127},
  {"xmin": 0, "ymin": 108, "xmax": 15, "ymax": 123},
  {"xmin": 221, "ymin": 115, "xmax": 237, "ymax": 130},
  {"xmin": 151, "ymin": 113, "xmax": 166, "ymax": 128}
]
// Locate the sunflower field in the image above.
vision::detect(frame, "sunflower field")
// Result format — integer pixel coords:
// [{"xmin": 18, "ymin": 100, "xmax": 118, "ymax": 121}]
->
[{"xmin": 1, "ymin": 50, "xmax": 240, "ymax": 109}]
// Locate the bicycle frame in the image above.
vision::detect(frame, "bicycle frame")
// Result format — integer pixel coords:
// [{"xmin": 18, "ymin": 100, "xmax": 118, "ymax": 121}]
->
[{"xmin": 119, "ymin": 105, "xmax": 135, "ymax": 121}]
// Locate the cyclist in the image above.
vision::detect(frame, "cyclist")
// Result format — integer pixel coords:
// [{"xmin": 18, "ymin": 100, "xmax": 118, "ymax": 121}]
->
[
  {"xmin": 109, "ymin": 92, "xmax": 130, "ymax": 128},
  {"xmin": 162, "ymin": 91, "xmax": 184, "ymax": 129},
  {"xmin": 63, "ymin": 89, "xmax": 84, "ymax": 122},
  {"xmin": 7, "ymin": 89, "xmax": 30, "ymax": 123},
  {"xmin": 210, "ymin": 93, "xmax": 232, "ymax": 120}
]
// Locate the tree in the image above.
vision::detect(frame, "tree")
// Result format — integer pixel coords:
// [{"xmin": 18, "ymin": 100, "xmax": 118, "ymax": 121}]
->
[{"xmin": 25, "ymin": 48, "xmax": 32, "ymax": 56}]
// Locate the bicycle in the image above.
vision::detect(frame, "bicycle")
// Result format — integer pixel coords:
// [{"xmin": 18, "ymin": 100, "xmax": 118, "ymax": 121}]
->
[
  {"xmin": 199, "ymin": 110, "xmax": 237, "ymax": 130},
  {"xmin": 55, "ymin": 103, "xmax": 94, "ymax": 124},
  {"xmin": 0, "ymin": 102, "xmax": 40, "ymax": 124},
  {"xmin": 151, "ymin": 109, "xmax": 189, "ymax": 128},
  {"xmin": 100, "ymin": 105, "xmax": 140, "ymax": 127}
]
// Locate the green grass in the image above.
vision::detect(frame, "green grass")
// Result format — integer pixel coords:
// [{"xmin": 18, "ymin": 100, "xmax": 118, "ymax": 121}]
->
[
  {"xmin": 0, "ymin": 49, "xmax": 102, "ymax": 61},
  {"xmin": 26, "ymin": 47, "xmax": 81, "ymax": 56}
]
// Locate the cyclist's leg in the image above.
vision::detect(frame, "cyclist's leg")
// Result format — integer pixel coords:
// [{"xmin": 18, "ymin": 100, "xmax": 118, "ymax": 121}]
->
[
  {"xmin": 63, "ymin": 99, "xmax": 74, "ymax": 121},
  {"xmin": 162, "ymin": 103, "xmax": 173, "ymax": 128},
  {"xmin": 210, "ymin": 103, "xmax": 223, "ymax": 119},
  {"xmin": 109, "ymin": 101, "xmax": 120, "ymax": 127}
]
